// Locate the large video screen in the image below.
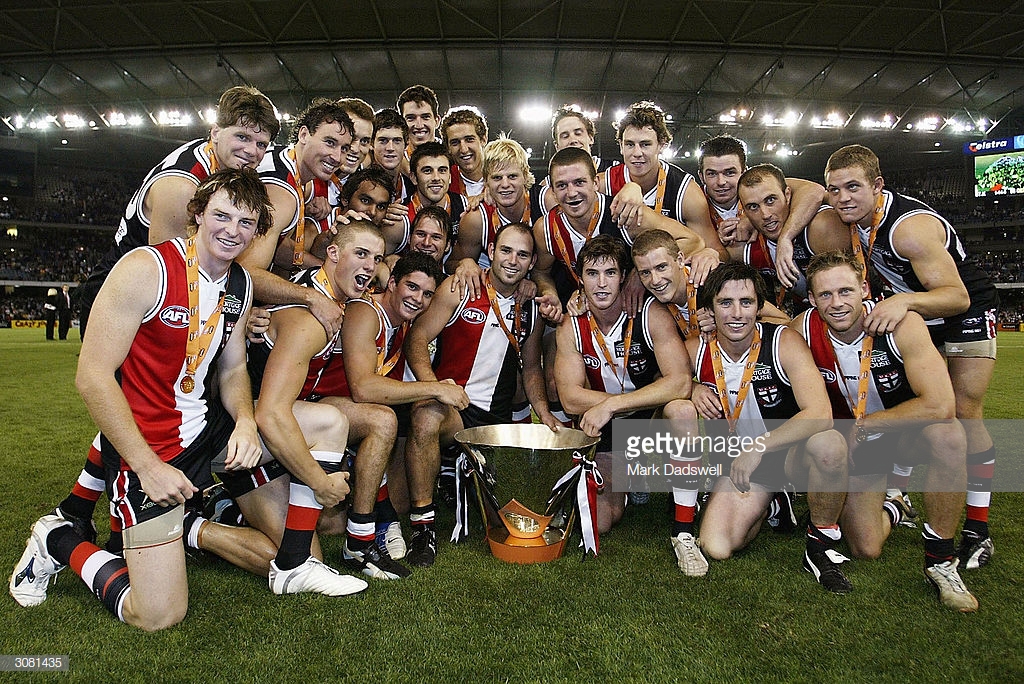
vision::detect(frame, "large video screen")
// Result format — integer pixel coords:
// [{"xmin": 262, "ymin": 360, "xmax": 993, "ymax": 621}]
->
[{"xmin": 974, "ymin": 149, "xmax": 1024, "ymax": 198}]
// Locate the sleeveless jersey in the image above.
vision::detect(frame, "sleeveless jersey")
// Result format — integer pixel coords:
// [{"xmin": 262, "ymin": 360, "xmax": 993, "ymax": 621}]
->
[
  {"xmin": 570, "ymin": 298, "xmax": 660, "ymax": 397},
  {"xmin": 708, "ymin": 198, "xmax": 740, "ymax": 226},
  {"xmin": 433, "ymin": 288, "xmax": 539, "ymax": 419},
  {"xmin": 541, "ymin": 193, "xmax": 630, "ymax": 304},
  {"xmin": 91, "ymin": 138, "xmax": 216, "ymax": 283},
  {"xmin": 314, "ymin": 296, "xmax": 408, "ymax": 399},
  {"xmin": 399, "ymin": 191, "xmax": 469, "ymax": 252},
  {"xmin": 858, "ymin": 190, "xmax": 998, "ymax": 325},
  {"xmin": 254, "ymin": 143, "xmax": 306, "ymax": 239},
  {"xmin": 121, "ymin": 238, "xmax": 251, "ymax": 463},
  {"xmin": 602, "ymin": 160, "xmax": 695, "ymax": 222},
  {"xmin": 742, "ymin": 222, "xmax": 816, "ymax": 307},
  {"xmin": 694, "ymin": 323, "xmax": 801, "ymax": 438},
  {"xmin": 800, "ymin": 302, "xmax": 915, "ymax": 421},
  {"xmin": 246, "ymin": 267, "xmax": 340, "ymax": 400},
  {"xmin": 472, "ymin": 201, "xmax": 531, "ymax": 269}
]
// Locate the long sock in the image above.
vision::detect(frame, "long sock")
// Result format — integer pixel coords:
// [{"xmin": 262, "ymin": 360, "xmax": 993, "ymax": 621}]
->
[
  {"xmin": 548, "ymin": 402, "xmax": 571, "ymax": 427},
  {"xmin": 887, "ymin": 464, "xmax": 913, "ymax": 494},
  {"xmin": 58, "ymin": 435, "xmax": 104, "ymax": 521},
  {"xmin": 965, "ymin": 446, "xmax": 995, "ymax": 538},
  {"xmin": 346, "ymin": 511, "xmax": 376, "ymax": 554},
  {"xmin": 671, "ymin": 486, "xmax": 698, "ymax": 536},
  {"xmin": 48, "ymin": 525, "xmax": 131, "ymax": 620},
  {"xmin": 410, "ymin": 504, "xmax": 435, "ymax": 535},
  {"xmin": 922, "ymin": 523, "xmax": 955, "ymax": 568},
  {"xmin": 275, "ymin": 450, "xmax": 343, "ymax": 570},
  {"xmin": 511, "ymin": 401, "xmax": 532, "ymax": 424},
  {"xmin": 182, "ymin": 510, "xmax": 207, "ymax": 551},
  {"xmin": 105, "ymin": 507, "xmax": 124, "ymax": 555},
  {"xmin": 883, "ymin": 499, "xmax": 904, "ymax": 528},
  {"xmin": 374, "ymin": 481, "xmax": 399, "ymax": 525},
  {"xmin": 806, "ymin": 523, "xmax": 841, "ymax": 554}
]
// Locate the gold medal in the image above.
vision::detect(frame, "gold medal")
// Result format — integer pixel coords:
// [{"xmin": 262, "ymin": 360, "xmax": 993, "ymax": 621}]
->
[{"xmin": 180, "ymin": 375, "xmax": 195, "ymax": 394}]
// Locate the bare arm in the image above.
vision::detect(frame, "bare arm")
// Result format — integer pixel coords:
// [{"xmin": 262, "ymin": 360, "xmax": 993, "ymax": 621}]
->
[
  {"xmin": 215, "ymin": 297, "xmax": 263, "ymax": 471},
  {"xmin": 238, "ymin": 184, "xmax": 344, "ymax": 338},
  {"xmin": 343, "ymin": 300, "xmax": 469, "ymax": 408},
  {"xmin": 75, "ymin": 250, "xmax": 196, "ymax": 505},
  {"xmin": 530, "ymin": 216, "xmax": 563, "ymax": 323},
  {"xmin": 144, "ymin": 176, "xmax": 201, "ymax": 245},
  {"xmin": 405, "ymin": 276, "xmax": 462, "ymax": 382},
  {"xmin": 253, "ymin": 308, "xmax": 344, "ymax": 502},
  {"xmin": 520, "ymin": 313, "xmax": 556, "ymax": 429},
  {"xmin": 863, "ymin": 214, "xmax": 970, "ymax": 335},
  {"xmin": 775, "ymin": 178, "xmax": 827, "ymax": 287},
  {"xmin": 448, "ymin": 206, "xmax": 485, "ymax": 268},
  {"xmin": 861, "ymin": 312, "xmax": 956, "ymax": 431},
  {"xmin": 681, "ymin": 181, "xmax": 729, "ymax": 261}
]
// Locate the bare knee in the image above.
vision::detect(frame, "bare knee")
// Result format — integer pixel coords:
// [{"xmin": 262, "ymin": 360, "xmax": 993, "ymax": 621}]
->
[
  {"xmin": 846, "ymin": 538, "xmax": 883, "ymax": 561},
  {"xmin": 699, "ymin": 533, "xmax": 734, "ymax": 561},
  {"xmin": 923, "ymin": 422, "xmax": 967, "ymax": 471},
  {"xmin": 806, "ymin": 430, "xmax": 848, "ymax": 474},
  {"xmin": 663, "ymin": 399, "xmax": 697, "ymax": 423},
  {"xmin": 125, "ymin": 602, "xmax": 187, "ymax": 632}
]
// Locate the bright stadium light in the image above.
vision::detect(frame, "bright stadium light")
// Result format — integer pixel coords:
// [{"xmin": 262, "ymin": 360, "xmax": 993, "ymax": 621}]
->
[
  {"xmin": 62, "ymin": 113, "xmax": 86, "ymax": 129},
  {"xmin": 519, "ymin": 105, "xmax": 551, "ymax": 125}
]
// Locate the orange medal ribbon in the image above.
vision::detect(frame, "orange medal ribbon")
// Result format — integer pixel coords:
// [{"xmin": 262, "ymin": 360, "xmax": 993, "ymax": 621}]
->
[
  {"xmin": 369, "ymin": 297, "xmax": 408, "ymax": 376},
  {"xmin": 589, "ymin": 313, "xmax": 633, "ymax": 393},
  {"xmin": 203, "ymin": 141, "xmax": 220, "ymax": 174},
  {"xmin": 484, "ymin": 274, "xmax": 523, "ymax": 365},
  {"xmin": 757, "ymin": 233, "xmax": 789, "ymax": 307},
  {"xmin": 288, "ymin": 147, "xmax": 306, "ymax": 267},
  {"xmin": 849, "ymin": 193, "xmax": 885, "ymax": 298},
  {"xmin": 181, "ymin": 237, "xmax": 225, "ymax": 394},
  {"xmin": 551, "ymin": 199, "xmax": 600, "ymax": 285},
  {"xmin": 709, "ymin": 325, "xmax": 761, "ymax": 434},
  {"xmin": 819, "ymin": 307, "xmax": 874, "ymax": 441},
  {"xmin": 651, "ymin": 163, "xmax": 668, "ymax": 215}
]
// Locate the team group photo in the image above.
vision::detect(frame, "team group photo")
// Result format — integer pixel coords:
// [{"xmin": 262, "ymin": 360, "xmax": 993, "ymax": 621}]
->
[{"xmin": 1, "ymin": 2, "xmax": 1022, "ymax": 680}]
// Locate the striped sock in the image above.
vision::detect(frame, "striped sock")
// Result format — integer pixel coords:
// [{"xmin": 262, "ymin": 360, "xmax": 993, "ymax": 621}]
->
[
  {"xmin": 965, "ymin": 447, "xmax": 995, "ymax": 538},
  {"xmin": 922, "ymin": 523, "xmax": 955, "ymax": 567},
  {"xmin": 48, "ymin": 525, "xmax": 131, "ymax": 620},
  {"xmin": 58, "ymin": 434, "xmax": 105, "ymax": 521}
]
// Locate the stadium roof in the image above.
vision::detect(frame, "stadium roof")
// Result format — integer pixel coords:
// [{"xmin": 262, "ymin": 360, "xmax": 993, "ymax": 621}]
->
[{"xmin": 3, "ymin": 0, "xmax": 1024, "ymax": 171}]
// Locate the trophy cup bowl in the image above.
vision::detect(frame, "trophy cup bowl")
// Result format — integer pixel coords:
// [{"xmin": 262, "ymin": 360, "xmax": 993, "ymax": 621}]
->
[{"xmin": 454, "ymin": 424, "xmax": 599, "ymax": 563}]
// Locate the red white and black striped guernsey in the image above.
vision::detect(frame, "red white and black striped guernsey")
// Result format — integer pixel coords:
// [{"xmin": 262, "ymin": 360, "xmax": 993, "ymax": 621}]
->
[
  {"xmin": 433, "ymin": 287, "xmax": 538, "ymax": 419},
  {"xmin": 601, "ymin": 160, "xmax": 696, "ymax": 222},
  {"xmin": 118, "ymin": 238, "xmax": 252, "ymax": 463},
  {"xmin": 693, "ymin": 323, "xmax": 800, "ymax": 439},
  {"xmin": 246, "ymin": 266, "xmax": 339, "ymax": 400}
]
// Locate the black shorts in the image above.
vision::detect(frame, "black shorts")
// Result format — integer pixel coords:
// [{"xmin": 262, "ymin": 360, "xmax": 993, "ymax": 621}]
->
[
  {"xmin": 459, "ymin": 403, "xmax": 508, "ymax": 429},
  {"xmin": 710, "ymin": 448, "xmax": 788, "ymax": 491},
  {"xmin": 103, "ymin": 405, "xmax": 233, "ymax": 530},
  {"xmin": 929, "ymin": 306, "xmax": 998, "ymax": 346},
  {"xmin": 849, "ymin": 431, "xmax": 902, "ymax": 478},
  {"xmin": 597, "ymin": 409, "xmax": 656, "ymax": 453}
]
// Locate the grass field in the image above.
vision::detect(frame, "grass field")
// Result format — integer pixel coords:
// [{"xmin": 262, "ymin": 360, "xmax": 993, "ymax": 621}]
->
[{"xmin": 1, "ymin": 327, "xmax": 1022, "ymax": 682}]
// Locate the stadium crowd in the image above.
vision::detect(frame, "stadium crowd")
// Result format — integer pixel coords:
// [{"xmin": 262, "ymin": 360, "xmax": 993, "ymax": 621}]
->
[{"xmin": 6, "ymin": 85, "xmax": 1007, "ymax": 629}]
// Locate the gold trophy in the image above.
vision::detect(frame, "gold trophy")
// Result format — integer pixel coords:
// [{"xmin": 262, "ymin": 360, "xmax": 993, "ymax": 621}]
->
[{"xmin": 453, "ymin": 424, "xmax": 599, "ymax": 563}]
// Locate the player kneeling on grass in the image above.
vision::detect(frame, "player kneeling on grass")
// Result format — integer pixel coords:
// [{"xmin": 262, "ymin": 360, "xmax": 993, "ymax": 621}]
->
[
  {"xmin": 247, "ymin": 220, "xmax": 389, "ymax": 591},
  {"xmin": 554, "ymin": 235, "xmax": 706, "ymax": 575},
  {"xmin": 792, "ymin": 251, "xmax": 977, "ymax": 612},
  {"xmin": 9, "ymin": 169, "xmax": 285, "ymax": 630},
  {"xmin": 686, "ymin": 263, "xmax": 852, "ymax": 593}
]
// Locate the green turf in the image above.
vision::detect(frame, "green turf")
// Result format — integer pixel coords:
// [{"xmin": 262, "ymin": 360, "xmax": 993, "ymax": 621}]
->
[{"xmin": 0, "ymin": 328, "xmax": 1022, "ymax": 682}]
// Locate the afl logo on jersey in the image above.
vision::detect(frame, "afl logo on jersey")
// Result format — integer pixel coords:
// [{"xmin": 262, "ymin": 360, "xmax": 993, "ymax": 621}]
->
[
  {"xmin": 461, "ymin": 308, "xmax": 487, "ymax": 325},
  {"xmin": 159, "ymin": 305, "xmax": 191, "ymax": 328},
  {"xmin": 583, "ymin": 354, "xmax": 601, "ymax": 370},
  {"xmin": 818, "ymin": 367, "xmax": 837, "ymax": 384}
]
